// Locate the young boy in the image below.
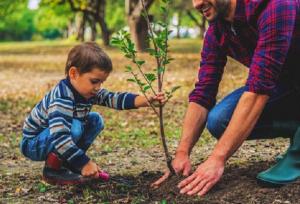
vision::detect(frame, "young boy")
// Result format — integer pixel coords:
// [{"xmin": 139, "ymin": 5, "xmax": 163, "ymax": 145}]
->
[{"xmin": 20, "ymin": 42, "xmax": 165, "ymax": 185}]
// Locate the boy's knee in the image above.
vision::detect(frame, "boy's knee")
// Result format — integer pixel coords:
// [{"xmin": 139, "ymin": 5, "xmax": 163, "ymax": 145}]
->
[
  {"xmin": 207, "ymin": 108, "xmax": 229, "ymax": 140},
  {"xmin": 71, "ymin": 119, "xmax": 84, "ymax": 140},
  {"xmin": 88, "ymin": 112, "xmax": 104, "ymax": 132}
]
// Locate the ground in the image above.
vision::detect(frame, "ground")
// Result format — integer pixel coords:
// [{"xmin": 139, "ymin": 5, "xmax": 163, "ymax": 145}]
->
[{"xmin": 0, "ymin": 40, "xmax": 299, "ymax": 204}]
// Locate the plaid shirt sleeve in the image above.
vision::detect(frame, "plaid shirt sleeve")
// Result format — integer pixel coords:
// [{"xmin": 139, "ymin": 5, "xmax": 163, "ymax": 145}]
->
[
  {"xmin": 245, "ymin": 0, "xmax": 296, "ymax": 95},
  {"xmin": 189, "ymin": 24, "xmax": 227, "ymax": 110}
]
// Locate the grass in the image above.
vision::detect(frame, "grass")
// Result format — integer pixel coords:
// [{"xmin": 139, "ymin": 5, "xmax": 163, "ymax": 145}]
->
[{"xmin": 1, "ymin": 39, "xmax": 291, "ymax": 203}]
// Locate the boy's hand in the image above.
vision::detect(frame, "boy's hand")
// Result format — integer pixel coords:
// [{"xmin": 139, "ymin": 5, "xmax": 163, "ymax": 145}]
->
[
  {"xmin": 149, "ymin": 92, "xmax": 167, "ymax": 107},
  {"xmin": 81, "ymin": 160, "xmax": 100, "ymax": 178}
]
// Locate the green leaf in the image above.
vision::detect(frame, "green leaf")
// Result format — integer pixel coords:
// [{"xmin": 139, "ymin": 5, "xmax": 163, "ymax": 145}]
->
[
  {"xmin": 125, "ymin": 66, "xmax": 132, "ymax": 72},
  {"xmin": 38, "ymin": 183, "xmax": 47, "ymax": 193},
  {"xmin": 125, "ymin": 53, "xmax": 132, "ymax": 58},
  {"xmin": 110, "ymin": 38, "xmax": 120, "ymax": 45},
  {"xmin": 127, "ymin": 78, "xmax": 136, "ymax": 83},
  {"xmin": 145, "ymin": 73, "xmax": 156, "ymax": 82},
  {"xmin": 143, "ymin": 85, "xmax": 151, "ymax": 92},
  {"xmin": 158, "ymin": 67, "xmax": 165, "ymax": 74},
  {"xmin": 161, "ymin": 199, "xmax": 167, "ymax": 204},
  {"xmin": 147, "ymin": 48, "xmax": 157, "ymax": 56},
  {"xmin": 67, "ymin": 199, "xmax": 75, "ymax": 204},
  {"xmin": 160, "ymin": 6, "xmax": 167, "ymax": 13},
  {"xmin": 136, "ymin": 60, "xmax": 145, "ymax": 66},
  {"xmin": 171, "ymin": 86, "xmax": 181, "ymax": 93}
]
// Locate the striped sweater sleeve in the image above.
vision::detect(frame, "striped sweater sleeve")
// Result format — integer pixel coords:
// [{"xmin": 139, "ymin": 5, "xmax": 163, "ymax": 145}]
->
[
  {"xmin": 94, "ymin": 89, "xmax": 138, "ymax": 110},
  {"xmin": 48, "ymin": 97, "xmax": 90, "ymax": 171}
]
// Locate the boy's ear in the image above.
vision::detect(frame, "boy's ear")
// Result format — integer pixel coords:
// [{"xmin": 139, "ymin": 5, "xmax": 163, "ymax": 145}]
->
[{"xmin": 69, "ymin": 67, "xmax": 79, "ymax": 80}]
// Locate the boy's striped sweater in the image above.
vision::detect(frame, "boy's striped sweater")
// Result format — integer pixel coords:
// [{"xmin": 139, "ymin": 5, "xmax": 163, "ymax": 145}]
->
[{"xmin": 22, "ymin": 78, "xmax": 137, "ymax": 170}]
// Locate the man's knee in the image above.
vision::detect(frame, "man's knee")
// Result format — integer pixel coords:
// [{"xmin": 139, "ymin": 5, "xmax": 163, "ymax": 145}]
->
[{"xmin": 207, "ymin": 108, "xmax": 229, "ymax": 140}]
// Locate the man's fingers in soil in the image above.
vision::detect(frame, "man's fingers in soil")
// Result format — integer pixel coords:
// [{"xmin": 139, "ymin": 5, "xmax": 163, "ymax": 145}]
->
[
  {"xmin": 151, "ymin": 171, "xmax": 170, "ymax": 188},
  {"xmin": 179, "ymin": 176, "xmax": 202, "ymax": 194},
  {"xmin": 93, "ymin": 171, "xmax": 99, "ymax": 178},
  {"xmin": 187, "ymin": 179, "xmax": 208, "ymax": 196},
  {"xmin": 178, "ymin": 172, "xmax": 197, "ymax": 189},
  {"xmin": 198, "ymin": 181, "xmax": 213, "ymax": 197},
  {"xmin": 183, "ymin": 165, "xmax": 191, "ymax": 176}
]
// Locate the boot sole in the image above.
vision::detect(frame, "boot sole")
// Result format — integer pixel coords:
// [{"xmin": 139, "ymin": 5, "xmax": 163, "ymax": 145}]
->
[
  {"xmin": 42, "ymin": 175, "xmax": 89, "ymax": 185},
  {"xmin": 256, "ymin": 176, "xmax": 300, "ymax": 188}
]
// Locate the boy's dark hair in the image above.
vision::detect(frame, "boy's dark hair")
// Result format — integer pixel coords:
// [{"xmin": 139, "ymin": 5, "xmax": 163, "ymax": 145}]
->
[{"xmin": 65, "ymin": 42, "xmax": 112, "ymax": 75}]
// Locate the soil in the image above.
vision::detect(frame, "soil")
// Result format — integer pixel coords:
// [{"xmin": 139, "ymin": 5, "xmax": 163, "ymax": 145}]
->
[{"xmin": 75, "ymin": 165, "xmax": 300, "ymax": 204}]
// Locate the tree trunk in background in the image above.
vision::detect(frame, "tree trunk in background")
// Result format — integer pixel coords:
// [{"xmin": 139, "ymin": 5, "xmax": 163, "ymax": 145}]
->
[
  {"xmin": 94, "ymin": 0, "xmax": 110, "ymax": 46},
  {"xmin": 67, "ymin": 0, "xmax": 111, "ymax": 45},
  {"xmin": 87, "ymin": 15, "xmax": 97, "ymax": 41},
  {"xmin": 128, "ymin": 15, "xmax": 149, "ymax": 51},
  {"xmin": 76, "ymin": 12, "xmax": 87, "ymax": 42},
  {"xmin": 126, "ymin": 0, "xmax": 154, "ymax": 52}
]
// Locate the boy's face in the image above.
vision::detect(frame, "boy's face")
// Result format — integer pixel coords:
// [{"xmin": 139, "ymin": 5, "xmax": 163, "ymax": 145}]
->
[{"xmin": 69, "ymin": 67, "xmax": 110, "ymax": 100}]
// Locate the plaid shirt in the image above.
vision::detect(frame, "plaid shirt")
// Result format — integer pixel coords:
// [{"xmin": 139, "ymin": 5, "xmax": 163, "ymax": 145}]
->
[{"xmin": 189, "ymin": 0, "xmax": 300, "ymax": 110}]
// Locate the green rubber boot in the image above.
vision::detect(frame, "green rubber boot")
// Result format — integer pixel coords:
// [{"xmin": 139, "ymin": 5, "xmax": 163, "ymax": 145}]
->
[
  {"xmin": 275, "ymin": 137, "xmax": 293, "ymax": 162},
  {"xmin": 257, "ymin": 127, "xmax": 300, "ymax": 187}
]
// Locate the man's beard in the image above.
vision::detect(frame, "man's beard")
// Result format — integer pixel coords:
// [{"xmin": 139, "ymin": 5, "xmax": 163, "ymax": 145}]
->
[{"xmin": 215, "ymin": 0, "xmax": 231, "ymax": 19}]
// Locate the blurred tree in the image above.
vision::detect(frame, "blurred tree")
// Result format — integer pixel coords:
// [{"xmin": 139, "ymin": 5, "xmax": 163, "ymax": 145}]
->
[
  {"xmin": 0, "ymin": 0, "xmax": 35, "ymax": 41},
  {"xmin": 125, "ymin": 0, "xmax": 154, "ymax": 52},
  {"xmin": 186, "ymin": 10, "xmax": 206, "ymax": 39},
  {"xmin": 34, "ymin": 2, "xmax": 73, "ymax": 39},
  {"xmin": 150, "ymin": 1, "xmax": 207, "ymax": 39},
  {"xmin": 171, "ymin": 1, "xmax": 206, "ymax": 39},
  {"xmin": 42, "ymin": 0, "xmax": 124, "ymax": 45}
]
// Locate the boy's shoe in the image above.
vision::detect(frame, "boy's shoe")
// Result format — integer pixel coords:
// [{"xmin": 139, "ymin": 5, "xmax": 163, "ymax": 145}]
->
[
  {"xmin": 42, "ymin": 152, "xmax": 89, "ymax": 185},
  {"xmin": 42, "ymin": 166, "xmax": 89, "ymax": 185}
]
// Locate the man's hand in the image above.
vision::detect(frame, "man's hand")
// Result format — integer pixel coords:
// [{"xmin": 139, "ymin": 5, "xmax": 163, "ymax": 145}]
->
[
  {"xmin": 151, "ymin": 152, "xmax": 192, "ymax": 187},
  {"xmin": 81, "ymin": 160, "xmax": 100, "ymax": 178},
  {"xmin": 178, "ymin": 157, "xmax": 224, "ymax": 196}
]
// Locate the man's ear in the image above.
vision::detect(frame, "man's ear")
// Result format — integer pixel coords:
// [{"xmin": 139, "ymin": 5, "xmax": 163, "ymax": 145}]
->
[{"xmin": 69, "ymin": 66, "xmax": 79, "ymax": 80}]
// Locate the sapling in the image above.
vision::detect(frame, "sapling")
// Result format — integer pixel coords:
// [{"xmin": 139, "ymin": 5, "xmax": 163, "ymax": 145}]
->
[{"xmin": 111, "ymin": 0, "xmax": 179, "ymax": 175}]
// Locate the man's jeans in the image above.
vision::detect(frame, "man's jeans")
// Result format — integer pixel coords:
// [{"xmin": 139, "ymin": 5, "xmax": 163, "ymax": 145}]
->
[
  {"xmin": 20, "ymin": 112, "xmax": 104, "ymax": 161},
  {"xmin": 207, "ymin": 84, "xmax": 300, "ymax": 140}
]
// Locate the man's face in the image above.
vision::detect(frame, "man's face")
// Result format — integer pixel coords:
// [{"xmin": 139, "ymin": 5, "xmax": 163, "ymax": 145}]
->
[{"xmin": 193, "ymin": 0, "xmax": 230, "ymax": 21}]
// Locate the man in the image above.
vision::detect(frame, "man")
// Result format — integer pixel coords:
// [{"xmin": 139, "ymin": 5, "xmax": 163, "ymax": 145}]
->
[{"xmin": 153, "ymin": 0, "xmax": 300, "ymax": 197}]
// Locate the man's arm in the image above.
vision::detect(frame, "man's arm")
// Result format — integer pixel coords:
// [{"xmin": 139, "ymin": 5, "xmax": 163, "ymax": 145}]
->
[
  {"xmin": 178, "ymin": 92, "xmax": 269, "ymax": 196},
  {"xmin": 176, "ymin": 102, "xmax": 208, "ymax": 157},
  {"xmin": 210, "ymin": 92, "xmax": 269, "ymax": 160}
]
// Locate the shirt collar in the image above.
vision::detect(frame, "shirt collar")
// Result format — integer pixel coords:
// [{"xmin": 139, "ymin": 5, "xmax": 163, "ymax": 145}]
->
[
  {"xmin": 233, "ymin": 0, "xmax": 247, "ymax": 24},
  {"xmin": 64, "ymin": 77, "xmax": 89, "ymax": 103}
]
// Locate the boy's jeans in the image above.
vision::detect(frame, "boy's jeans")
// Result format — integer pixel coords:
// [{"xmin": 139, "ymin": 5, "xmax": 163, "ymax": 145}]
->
[
  {"xmin": 20, "ymin": 112, "xmax": 104, "ymax": 161},
  {"xmin": 206, "ymin": 84, "xmax": 300, "ymax": 140}
]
